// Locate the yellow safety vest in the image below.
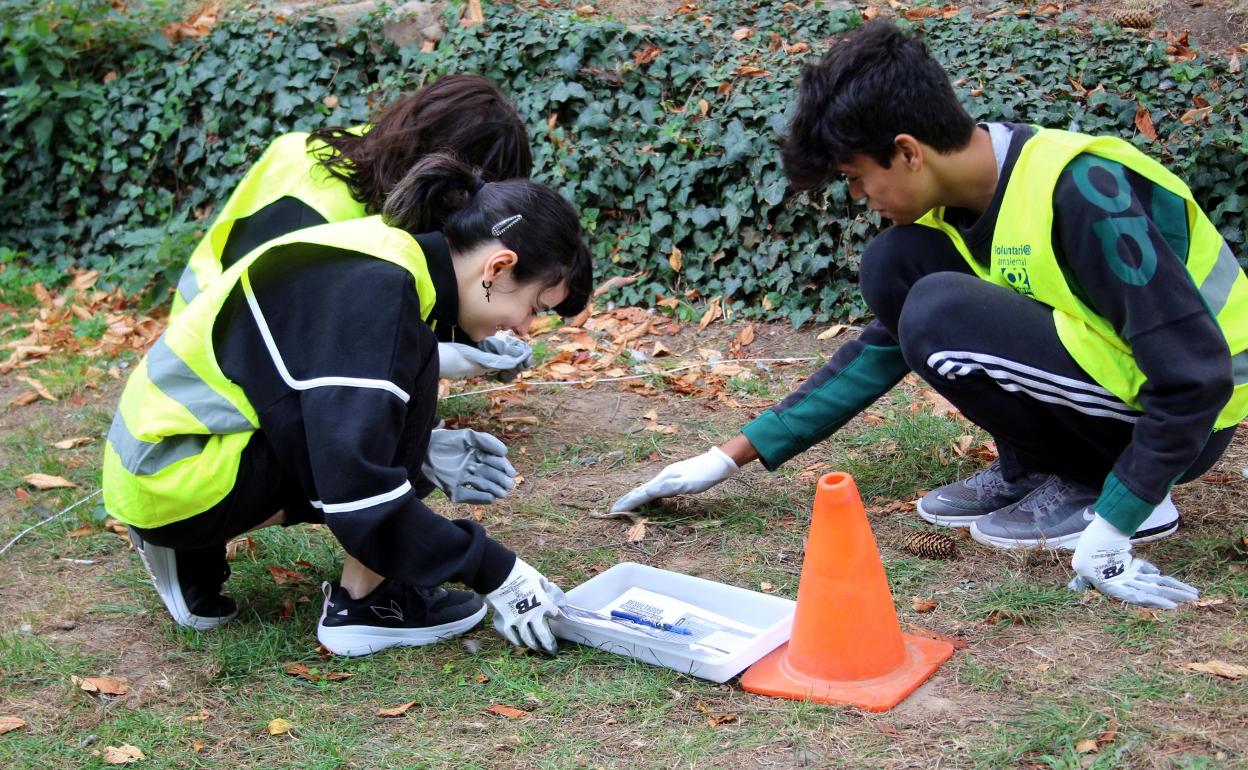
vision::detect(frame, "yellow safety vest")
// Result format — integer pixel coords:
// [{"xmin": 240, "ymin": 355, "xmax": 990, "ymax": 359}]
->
[
  {"xmin": 917, "ymin": 127, "xmax": 1248, "ymax": 429},
  {"xmin": 171, "ymin": 127, "xmax": 369, "ymax": 316},
  {"xmin": 104, "ymin": 216, "xmax": 437, "ymax": 529}
]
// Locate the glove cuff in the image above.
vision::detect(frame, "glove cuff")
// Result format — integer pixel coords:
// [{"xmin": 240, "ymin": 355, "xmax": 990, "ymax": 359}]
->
[{"xmin": 707, "ymin": 446, "xmax": 740, "ymax": 473}]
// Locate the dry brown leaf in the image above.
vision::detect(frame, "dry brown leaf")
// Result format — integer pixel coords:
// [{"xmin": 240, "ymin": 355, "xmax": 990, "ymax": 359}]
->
[
  {"xmin": 1035, "ymin": 2, "xmax": 1062, "ymax": 15},
  {"xmin": 735, "ymin": 324, "xmax": 755, "ymax": 346},
  {"xmin": 759, "ymin": 581, "xmax": 774, "ymax": 593},
  {"xmin": 0, "ymin": 716, "xmax": 27, "ymax": 734},
  {"xmin": 643, "ymin": 424, "xmax": 677, "ymax": 434},
  {"xmin": 651, "ymin": 340, "xmax": 673, "ymax": 357},
  {"xmin": 1133, "ymin": 105, "xmax": 1158, "ymax": 141},
  {"xmin": 626, "ymin": 519, "xmax": 648, "ymax": 542},
  {"xmin": 1230, "ymin": 53, "xmax": 1241, "ymax": 73},
  {"xmin": 643, "ymin": 409, "xmax": 658, "ymax": 421},
  {"xmin": 904, "ymin": 6, "xmax": 942, "ymax": 19},
  {"xmin": 1179, "ymin": 106, "xmax": 1212, "ymax": 125},
  {"xmin": 911, "ymin": 597, "xmax": 938, "ymax": 613},
  {"xmin": 8, "ymin": 391, "xmax": 39, "ymax": 407},
  {"xmin": 68, "ymin": 524, "xmax": 94, "ymax": 537},
  {"xmin": 24, "ymin": 473, "xmax": 78, "ymax": 490},
  {"xmin": 267, "ymin": 565, "xmax": 306, "ymax": 585},
  {"xmin": 377, "ymin": 700, "xmax": 418, "ymax": 717},
  {"xmin": 783, "ymin": 41, "xmax": 809, "ymax": 55},
  {"xmin": 52, "ymin": 436, "xmax": 93, "ymax": 449},
  {"xmin": 708, "ymin": 713, "xmax": 737, "ymax": 727},
  {"xmin": 14, "ymin": 487, "xmax": 30, "ymax": 503},
  {"xmin": 267, "ymin": 717, "xmax": 292, "ymax": 735},
  {"xmin": 225, "ymin": 535, "xmax": 257, "ymax": 561},
  {"xmin": 1075, "ymin": 739, "xmax": 1099, "ymax": 754},
  {"xmin": 15, "ymin": 375, "xmax": 55, "ymax": 401},
  {"xmin": 486, "ymin": 704, "xmax": 531, "ymax": 719},
  {"xmin": 76, "ymin": 675, "xmax": 130, "ymax": 695},
  {"xmin": 1184, "ymin": 660, "xmax": 1247, "ymax": 679},
  {"xmin": 733, "ymin": 65, "xmax": 770, "ymax": 77},
  {"xmin": 632, "ymin": 44, "xmax": 662, "ymax": 66},
  {"xmin": 698, "ymin": 296, "xmax": 724, "ymax": 330},
  {"xmin": 907, "ymin": 624, "xmax": 969, "ymax": 650},
  {"xmin": 192, "ymin": 740, "xmax": 205, "ymax": 753},
  {"xmin": 862, "ymin": 6, "xmax": 879, "ymax": 20},
  {"xmin": 731, "ymin": 26, "xmax": 752, "ymax": 39},
  {"xmin": 668, "ymin": 244, "xmax": 683, "ymax": 273},
  {"xmin": 100, "ymin": 744, "xmax": 145, "ymax": 764}
]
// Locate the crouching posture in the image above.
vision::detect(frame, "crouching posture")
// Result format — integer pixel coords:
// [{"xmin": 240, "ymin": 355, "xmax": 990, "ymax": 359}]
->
[
  {"xmin": 615, "ymin": 22, "xmax": 1246, "ymax": 608},
  {"xmin": 104, "ymin": 155, "xmax": 592, "ymax": 655}
]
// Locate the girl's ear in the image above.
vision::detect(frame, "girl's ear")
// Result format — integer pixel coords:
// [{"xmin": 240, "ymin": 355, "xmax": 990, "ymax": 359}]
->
[{"xmin": 481, "ymin": 248, "xmax": 519, "ymax": 282}]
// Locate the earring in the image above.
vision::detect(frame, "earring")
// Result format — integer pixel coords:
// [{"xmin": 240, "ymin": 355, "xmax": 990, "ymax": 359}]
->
[{"xmin": 482, "ymin": 280, "xmax": 492, "ymax": 302}]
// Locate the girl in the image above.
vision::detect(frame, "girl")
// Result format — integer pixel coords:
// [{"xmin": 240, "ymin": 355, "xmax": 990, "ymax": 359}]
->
[{"xmin": 104, "ymin": 155, "xmax": 593, "ymax": 657}]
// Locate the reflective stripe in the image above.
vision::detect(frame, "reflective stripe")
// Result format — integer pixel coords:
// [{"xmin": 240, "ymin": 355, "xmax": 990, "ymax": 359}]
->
[
  {"xmin": 107, "ymin": 412, "xmax": 209, "ymax": 476},
  {"xmin": 310, "ymin": 480, "xmax": 412, "ymax": 513},
  {"xmin": 176, "ymin": 266, "xmax": 202, "ymax": 306},
  {"xmin": 147, "ymin": 338, "xmax": 253, "ymax": 434},
  {"xmin": 241, "ymin": 271, "xmax": 411, "ymax": 403},
  {"xmin": 1199, "ymin": 241, "xmax": 1243, "ymax": 318},
  {"xmin": 1233, "ymin": 350, "xmax": 1248, "ymax": 386}
]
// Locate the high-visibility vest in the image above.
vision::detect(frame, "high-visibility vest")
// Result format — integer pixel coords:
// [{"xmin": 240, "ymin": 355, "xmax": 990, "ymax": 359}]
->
[
  {"xmin": 172, "ymin": 128, "xmax": 368, "ymax": 315},
  {"xmin": 917, "ymin": 127, "xmax": 1248, "ymax": 429},
  {"xmin": 104, "ymin": 216, "xmax": 437, "ymax": 529}
]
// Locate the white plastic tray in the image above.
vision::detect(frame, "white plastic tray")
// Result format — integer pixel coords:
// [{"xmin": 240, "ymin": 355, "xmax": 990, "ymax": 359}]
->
[{"xmin": 549, "ymin": 562, "xmax": 795, "ymax": 682}]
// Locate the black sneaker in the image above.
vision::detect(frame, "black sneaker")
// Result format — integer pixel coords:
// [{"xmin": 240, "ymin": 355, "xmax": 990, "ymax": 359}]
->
[
  {"xmin": 916, "ymin": 461, "xmax": 1051, "ymax": 527},
  {"xmin": 128, "ymin": 527, "xmax": 238, "ymax": 630},
  {"xmin": 317, "ymin": 580, "xmax": 486, "ymax": 657}
]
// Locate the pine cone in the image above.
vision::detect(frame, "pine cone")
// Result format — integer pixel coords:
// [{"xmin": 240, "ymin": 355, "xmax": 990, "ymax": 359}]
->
[
  {"xmin": 903, "ymin": 530, "xmax": 958, "ymax": 560},
  {"xmin": 1112, "ymin": 9, "xmax": 1154, "ymax": 29}
]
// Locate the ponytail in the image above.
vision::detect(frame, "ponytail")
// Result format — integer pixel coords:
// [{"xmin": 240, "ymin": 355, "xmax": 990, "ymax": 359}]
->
[{"xmin": 382, "ymin": 154, "xmax": 593, "ymax": 317}]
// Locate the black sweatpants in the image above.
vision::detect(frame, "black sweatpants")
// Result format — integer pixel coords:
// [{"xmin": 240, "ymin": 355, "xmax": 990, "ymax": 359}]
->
[{"xmin": 858, "ymin": 225, "xmax": 1233, "ymax": 487}]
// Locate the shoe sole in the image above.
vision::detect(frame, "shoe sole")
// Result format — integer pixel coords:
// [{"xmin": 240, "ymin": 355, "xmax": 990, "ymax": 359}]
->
[
  {"xmin": 317, "ymin": 604, "xmax": 487, "ymax": 657},
  {"xmin": 969, "ymin": 517, "xmax": 1180, "ymax": 551},
  {"xmin": 915, "ymin": 498, "xmax": 984, "ymax": 528},
  {"xmin": 128, "ymin": 528, "xmax": 237, "ymax": 631}
]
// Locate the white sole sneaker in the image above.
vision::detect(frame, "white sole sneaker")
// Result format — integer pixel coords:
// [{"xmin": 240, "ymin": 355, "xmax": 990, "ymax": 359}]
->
[
  {"xmin": 915, "ymin": 498, "xmax": 984, "ymax": 528},
  {"xmin": 128, "ymin": 528, "xmax": 238, "ymax": 631},
  {"xmin": 969, "ymin": 495, "xmax": 1180, "ymax": 551},
  {"xmin": 317, "ymin": 604, "xmax": 487, "ymax": 657}
]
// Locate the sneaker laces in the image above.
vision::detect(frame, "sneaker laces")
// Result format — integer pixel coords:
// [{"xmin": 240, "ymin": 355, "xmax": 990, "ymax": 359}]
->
[
  {"xmin": 964, "ymin": 461, "xmax": 1012, "ymax": 500},
  {"xmin": 1016, "ymin": 476, "xmax": 1094, "ymax": 519}
]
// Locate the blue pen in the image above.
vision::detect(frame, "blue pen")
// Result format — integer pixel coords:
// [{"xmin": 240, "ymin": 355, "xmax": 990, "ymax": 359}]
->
[{"xmin": 610, "ymin": 610, "xmax": 694, "ymax": 636}]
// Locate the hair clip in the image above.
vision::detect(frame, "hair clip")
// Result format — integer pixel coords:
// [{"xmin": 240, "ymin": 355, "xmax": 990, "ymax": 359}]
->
[{"xmin": 490, "ymin": 214, "xmax": 523, "ymax": 238}]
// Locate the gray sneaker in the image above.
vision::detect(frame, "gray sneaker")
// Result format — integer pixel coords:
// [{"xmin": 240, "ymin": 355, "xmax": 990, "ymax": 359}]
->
[
  {"xmin": 970, "ymin": 477, "xmax": 1180, "ymax": 550},
  {"xmin": 128, "ymin": 528, "xmax": 238, "ymax": 630},
  {"xmin": 916, "ymin": 461, "xmax": 1051, "ymax": 527}
]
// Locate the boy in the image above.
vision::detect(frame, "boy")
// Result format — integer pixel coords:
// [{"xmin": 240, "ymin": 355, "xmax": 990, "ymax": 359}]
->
[{"xmin": 614, "ymin": 20, "xmax": 1246, "ymax": 608}]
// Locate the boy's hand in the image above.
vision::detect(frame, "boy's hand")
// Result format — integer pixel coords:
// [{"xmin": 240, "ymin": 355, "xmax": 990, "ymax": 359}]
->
[
  {"xmin": 438, "ymin": 335, "xmax": 533, "ymax": 381},
  {"xmin": 1068, "ymin": 513, "xmax": 1199, "ymax": 609},
  {"xmin": 421, "ymin": 428, "xmax": 515, "ymax": 504},
  {"xmin": 611, "ymin": 447, "xmax": 739, "ymax": 512}
]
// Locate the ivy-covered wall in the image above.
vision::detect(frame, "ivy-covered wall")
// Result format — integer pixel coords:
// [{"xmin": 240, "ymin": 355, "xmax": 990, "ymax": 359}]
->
[{"xmin": 2, "ymin": 1, "xmax": 1245, "ymax": 324}]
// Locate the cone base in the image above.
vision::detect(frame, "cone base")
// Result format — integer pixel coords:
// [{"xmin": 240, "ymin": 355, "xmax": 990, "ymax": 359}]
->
[{"xmin": 740, "ymin": 634, "xmax": 955, "ymax": 712}]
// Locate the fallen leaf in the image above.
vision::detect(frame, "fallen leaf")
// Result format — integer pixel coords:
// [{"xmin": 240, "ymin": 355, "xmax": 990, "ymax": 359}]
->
[
  {"xmin": 783, "ymin": 41, "xmax": 809, "ymax": 55},
  {"xmin": 632, "ymin": 44, "xmax": 661, "ymax": 66},
  {"xmin": 474, "ymin": 673, "xmax": 490, "ymax": 683},
  {"xmin": 14, "ymin": 375, "xmax": 56, "ymax": 401},
  {"xmin": 225, "ymin": 535, "xmax": 257, "ymax": 561},
  {"xmin": 733, "ymin": 65, "xmax": 770, "ymax": 77},
  {"xmin": 651, "ymin": 340, "xmax": 673, "ymax": 357},
  {"xmin": 911, "ymin": 597, "xmax": 938, "ymax": 613},
  {"xmin": 267, "ymin": 565, "xmax": 306, "ymax": 585},
  {"xmin": 731, "ymin": 26, "xmax": 752, "ymax": 39},
  {"xmin": 24, "ymin": 473, "xmax": 78, "ymax": 490},
  {"xmin": 1179, "ymin": 106, "xmax": 1212, "ymax": 125},
  {"xmin": 759, "ymin": 581, "xmax": 774, "ymax": 593},
  {"xmin": 643, "ymin": 409, "xmax": 658, "ymax": 421},
  {"xmin": 52, "ymin": 436, "xmax": 93, "ymax": 449},
  {"xmin": 1184, "ymin": 660, "xmax": 1247, "ymax": 679},
  {"xmin": 68, "ymin": 524, "xmax": 95, "ymax": 537},
  {"xmin": 321, "ymin": 94, "xmax": 339, "ymax": 109},
  {"xmin": 904, "ymin": 6, "xmax": 941, "ymax": 19},
  {"xmin": 735, "ymin": 324, "xmax": 755, "ymax": 346},
  {"xmin": 0, "ymin": 716, "xmax": 26, "ymax": 734},
  {"xmin": 1075, "ymin": 739, "xmax": 1099, "ymax": 754},
  {"xmin": 626, "ymin": 519, "xmax": 648, "ymax": 542},
  {"xmin": 1133, "ymin": 104, "xmax": 1157, "ymax": 141},
  {"xmin": 101, "ymin": 744, "xmax": 145, "ymax": 764},
  {"xmin": 698, "ymin": 296, "xmax": 724, "ymax": 330},
  {"xmin": 643, "ymin": 424, "xmax": 677, "ymax": 434},
  {"xmin": 486, "ymin": 704, "xmax": 531, "ymax": 719},
  {"xmin": 8, "ymin": 391, "xmax": 39, "ymax": 407},
  {"xmin": 1230, "ymin": 53, "xmax": 1241, "ymax": 74},
  {"xmin": 816, "ymin": 324, "xmax": 847, "ymax": 341},
  {"xmin": 907, "ymin": 624, "xmax": 969, "ymax": 650},
  {"xmin": 1194, "ymin": 596, "xmax": 1227, "ymax": 607},
  {"xmin": 862, "ymin": 6, "xmax": 879, "ymax": 20},
  {"xmin": 708, "ymin": 713, "xmax": 737, "ymax": 727},
  {"xmin": 668, "ymin": 244, "xmax": 683, "ymax": 272},
  {"xmin": 192, "ymin": 740, "xmax": 205, "ymax": 753},
  {"xmin": 267, "ymin": 717, "xmax": 292, "ymax": 735},
  {"xmin": 377, "ymin": 700, "xmax": 418, "ymax": 717},
  {"xmin": 75, "ymin": 675, "xmax": 129, "ymax": 695},
  {"xmin": 1036, "ymin": 2, "xmax": 1062, "ymax": 15}
]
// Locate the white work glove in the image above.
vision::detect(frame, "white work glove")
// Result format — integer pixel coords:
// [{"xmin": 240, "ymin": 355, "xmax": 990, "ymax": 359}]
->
[
  {"xmin": 611, "ymin": 447, "xmax": 739, "ymax": 512},
  {"xmin": 1068, "ymin": 513, "xmax": 1199, "ymax": 609},
  {"xmin": 484, "ymin": 558, "xmax": 564, "ymax": 653},
  {"xmin": 438, "ymin": 335, "xmax": 533, "ymax": 381},
  {"xmin": 421, "ymin": 428, "xmax": 515, "ymax": 504}
]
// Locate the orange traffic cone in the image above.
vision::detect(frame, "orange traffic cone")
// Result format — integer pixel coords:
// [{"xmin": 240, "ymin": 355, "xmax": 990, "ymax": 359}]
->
[{"xmin": 741, "ymin": 472, "xmax": 954, "ymax": 711}]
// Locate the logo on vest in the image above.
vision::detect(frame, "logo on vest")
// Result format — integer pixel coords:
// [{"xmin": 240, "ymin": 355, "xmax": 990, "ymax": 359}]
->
[{"xmin": 994, "ymin": 244, "xmax": 1035, "ymax": 297}]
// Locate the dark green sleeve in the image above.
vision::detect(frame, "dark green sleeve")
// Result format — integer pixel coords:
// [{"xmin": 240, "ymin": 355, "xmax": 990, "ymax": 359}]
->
[{"xmin": 741, "ymin": 320, "xmax": 910, "ymax": 471}]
